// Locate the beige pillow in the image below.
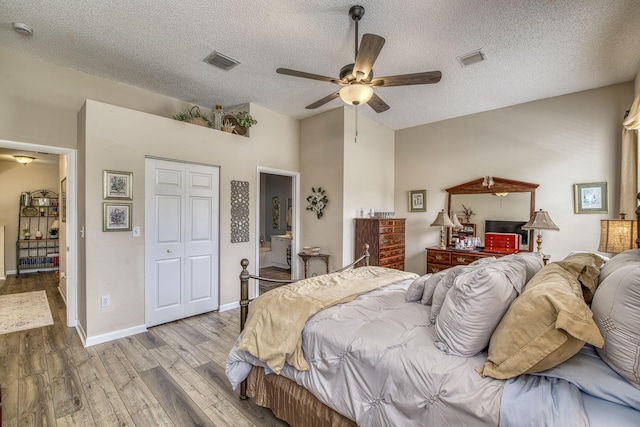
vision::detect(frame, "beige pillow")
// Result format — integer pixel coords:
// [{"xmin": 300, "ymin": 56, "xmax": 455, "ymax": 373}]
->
[
  {"xmin": 554, "ymin": 252, "xmax": 604, "ymax": 303},
  {"xmin": 479, "ymin": 263, "xmax": 604, "ymax": 379}
]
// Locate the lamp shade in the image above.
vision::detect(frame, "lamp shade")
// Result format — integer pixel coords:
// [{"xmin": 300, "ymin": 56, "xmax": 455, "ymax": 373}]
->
[
  {"xmin": 339, "ymin": 83, "xmax": 374, "ymax": 106},
  {"xmin": 50, "ymin": 220, "xmax": 60, "ymax": 230},
  {"xmin": 521, "ymin": 209, "xmax": 559, "ymax": 231},
  {"xmin": 430, "ymin": 210, "xmax": 455, "ymax": 228},
  {"xmin": 598, "ymin": 219, "xmax": 637, "ymax": 253},
  {"xmin": 450, "ymin": 213, "xmax": 463, "ymax": 230}
]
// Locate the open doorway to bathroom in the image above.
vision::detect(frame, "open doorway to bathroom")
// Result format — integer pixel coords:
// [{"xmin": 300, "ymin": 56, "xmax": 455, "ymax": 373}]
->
[{"xmin": 258, "ymin": 171, "xmax": 294, "ymax": 293}]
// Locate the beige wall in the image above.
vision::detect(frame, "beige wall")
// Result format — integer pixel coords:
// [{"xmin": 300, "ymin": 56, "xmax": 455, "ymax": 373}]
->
[
  {"xmin": 342, "ymin": 108, "xmax": 395, "ymax": 265},
  {"xmin": 395, "ymin": 82, "xmax": 634, "ymax": 274},
  {"xmin": 0, "ymin": 161, "xmax": 60, "ymax": 273},
  {"xmin": 81, "ymin": 100, "xmax": 299, "ymax": 337},
  {"xmin": 299, "ymin": 107, "xmax": 395, "ymax": 272},
  {"xmin": 0, "ymin": 48, "xmax": 201, "ymax": 150},
  {"xmin": 300, "ymin": 108, "xmax": 345, "ymax": 274}
]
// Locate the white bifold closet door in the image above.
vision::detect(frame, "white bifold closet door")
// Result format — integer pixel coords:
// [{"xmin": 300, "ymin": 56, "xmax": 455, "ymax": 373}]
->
[{"xmin": 145, "ymin": 158, "xmax": 220, "ymax": 327}]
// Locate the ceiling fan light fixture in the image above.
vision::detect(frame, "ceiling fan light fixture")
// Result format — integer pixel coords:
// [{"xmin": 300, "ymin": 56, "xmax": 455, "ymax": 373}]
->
[{"xmin": 339, "ymin": 83, "xmax": 373, "ymax": 106}]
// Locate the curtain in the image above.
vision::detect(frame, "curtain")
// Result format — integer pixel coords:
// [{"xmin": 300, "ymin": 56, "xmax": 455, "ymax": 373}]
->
[{"xmin": 621, "ymin": 92, "xmax": 640, "ymax": 218}]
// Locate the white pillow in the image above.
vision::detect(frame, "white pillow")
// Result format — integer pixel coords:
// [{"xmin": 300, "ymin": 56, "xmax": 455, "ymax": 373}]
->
[
  {"xmin": 598, "ymin": 248, "xmax": 640, "ymax": 283},
  {"xmin": 435, "ymin": 259, "xmax": 527, "ymax": 356},
  {"xmin": 499, "ymin": 252, "xmax": 544, "ymax": 284},
  {"xmin": 591, "ymin": 262, "xmax": 640, "ymax": 388}
]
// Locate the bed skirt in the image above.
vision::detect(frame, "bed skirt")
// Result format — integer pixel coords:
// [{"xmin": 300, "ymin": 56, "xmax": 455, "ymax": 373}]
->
[{"xmin": 247, "ymin": 366, "xmax": 356, "ymax": 427}]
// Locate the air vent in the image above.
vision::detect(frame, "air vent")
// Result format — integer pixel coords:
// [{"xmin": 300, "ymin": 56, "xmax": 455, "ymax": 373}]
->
[
  {"xmin": 203, "ymin": 51, "xmax": 240, "ymax": 71},
  {"xmin": 457, "ymin": 49, "xmax": 486, "ymax": 67}
]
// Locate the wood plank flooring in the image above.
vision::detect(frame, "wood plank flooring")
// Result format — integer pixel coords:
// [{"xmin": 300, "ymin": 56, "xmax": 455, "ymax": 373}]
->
[{"xmin": 0, "ymin": 272, "xmax": 289, "ymax": 426}]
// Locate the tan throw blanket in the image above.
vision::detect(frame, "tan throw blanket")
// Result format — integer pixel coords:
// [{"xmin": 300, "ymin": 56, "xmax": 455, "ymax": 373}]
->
[{"xmin": 238, "ymin": 266, "xmax": 418, "ymax": 374}]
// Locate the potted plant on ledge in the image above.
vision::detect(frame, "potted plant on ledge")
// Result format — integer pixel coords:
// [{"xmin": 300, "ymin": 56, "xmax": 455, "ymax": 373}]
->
[{"xmin": 224, "ymin": 111, "xmax": 257, "ymax": 136}]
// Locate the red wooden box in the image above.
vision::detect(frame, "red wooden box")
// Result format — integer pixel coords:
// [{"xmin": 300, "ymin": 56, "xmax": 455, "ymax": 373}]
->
[{"xmin": 484, "ymin": 232, "xmax": 520, "ymax": 254}]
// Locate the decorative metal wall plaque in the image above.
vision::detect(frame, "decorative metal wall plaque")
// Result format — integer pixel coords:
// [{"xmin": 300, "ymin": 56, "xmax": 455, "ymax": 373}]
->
[
  {"xmin": 272, "ymin": 196, "xmax": 280, "ymax": 229},
  {"xmin": 231, "ymin": 180, "xmax": 250, "ymax": 243}
]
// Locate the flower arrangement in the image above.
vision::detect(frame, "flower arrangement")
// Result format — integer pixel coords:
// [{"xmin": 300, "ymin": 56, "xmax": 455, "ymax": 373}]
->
[
  {"xmin": 306, "ymin": 187, "xmax": 328, "ymax": 219},
  {"xmin": 461, "ymin": 204, "xmax": 475, "ymax": 223}
]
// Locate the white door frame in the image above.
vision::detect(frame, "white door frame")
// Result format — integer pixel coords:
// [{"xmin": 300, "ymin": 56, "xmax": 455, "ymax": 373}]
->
[
  {"xmin": 256, "ymin": 167, "xmax": 300, "ymax": 296},
  {"xmin": 0, "ymin": 139, "xmax": 78, "ymax": 328}
]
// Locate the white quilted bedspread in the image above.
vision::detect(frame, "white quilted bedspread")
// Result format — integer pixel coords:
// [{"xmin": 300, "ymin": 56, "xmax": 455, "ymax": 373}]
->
[{"xmin": 227, "ymin": 280, "xmax": 505, "ymax": 426}]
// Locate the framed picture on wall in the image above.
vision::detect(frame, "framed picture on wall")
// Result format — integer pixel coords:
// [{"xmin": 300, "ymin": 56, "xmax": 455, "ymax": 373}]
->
[
  {"xmin": 574, "ymin": 182, "xmax": 608, "ymax": 214},
  {"xmin": 61, "ymin": 177, "xmax": 67, "ymax": 223},
  {"xmin": 103, "ymin": 202, "xmax": 132, "ymax": 231},
  {"xmin": 103, "ymin": 170, "xmax": 133, "ymax": 200},
  {"xmin": 408, "ymin": 190, "xmax": 427, "ymax": 212}
]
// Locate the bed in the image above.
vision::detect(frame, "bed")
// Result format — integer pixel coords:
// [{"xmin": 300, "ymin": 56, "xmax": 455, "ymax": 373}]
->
[{"xmin": 226, "ymin": 245, "xmax": 640, "ymax": 426}]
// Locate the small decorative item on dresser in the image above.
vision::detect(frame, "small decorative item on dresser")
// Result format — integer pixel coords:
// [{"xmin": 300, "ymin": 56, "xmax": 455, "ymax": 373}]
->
[
  {"xmin": 374, "ymin": 212, "xmax": 395, "ymax": 218},
  {"xmin": 461, "ymin": 204, "xmax": 475, "ymax": 223}
]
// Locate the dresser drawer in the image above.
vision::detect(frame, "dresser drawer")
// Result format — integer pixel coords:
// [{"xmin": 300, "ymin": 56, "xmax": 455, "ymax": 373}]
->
[
  {"xmin": 451, "ymin": 252, "xmax": 489, "ymax": 266},
  {"xmin": 379, "ymin": 254, "xmax": 405, "ymax": 267},
  {"xmin": 427, "ymin": 263, "xmax": 450, "ymax": 274},
  {"xmin": 427, "ymin": 250, "xmax": 451, "ymax": 266},
  {"xmin": 380, "ymin": 233, "xmax": 405, "ymax": 247}
]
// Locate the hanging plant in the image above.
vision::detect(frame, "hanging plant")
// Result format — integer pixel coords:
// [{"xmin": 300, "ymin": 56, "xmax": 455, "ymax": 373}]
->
[{"xmin": 306, "ymin": 187, "xmax": 328, "ymax": 219}]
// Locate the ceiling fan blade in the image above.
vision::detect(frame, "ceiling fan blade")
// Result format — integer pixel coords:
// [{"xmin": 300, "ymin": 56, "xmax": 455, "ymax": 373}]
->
[
  {"xmin": 367, "ymin": 92, "xmax": 390, "ymax": 113},
  {"xmin": 370, "ymin": 71, "xmax": 442, "ymax": 87},
  {"xmin": 306, "ymin": 91, "xmax": 341, "ymax": 109},
  {"xmin": 353, "ymin": 34, "xmax": 385, "ymax": 80},
  {"xmin": 277, "ymin": 68, "xmax": 341, "ymax": 84}
]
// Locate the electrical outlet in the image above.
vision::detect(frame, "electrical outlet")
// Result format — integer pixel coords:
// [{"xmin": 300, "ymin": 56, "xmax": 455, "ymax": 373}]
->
[
  {"xmin": 132, "ymin": 226, "xmax": 140, "ymax": 237},
  {"xmin": 100, "ymin": 295, "xmax": 110, "ymax": 307}
]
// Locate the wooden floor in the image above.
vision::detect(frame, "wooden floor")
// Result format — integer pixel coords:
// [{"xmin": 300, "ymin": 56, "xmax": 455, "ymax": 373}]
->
[
  {"xmin": 0, "ymin": 272, "xmax": 288, "ymax": 426},
  {"xmin": 258, "ymin": 267, "xmax": 291, "ymax": 294}
]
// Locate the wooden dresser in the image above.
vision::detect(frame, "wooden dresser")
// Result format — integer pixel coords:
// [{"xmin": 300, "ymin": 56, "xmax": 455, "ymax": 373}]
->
[
  {"xmin": 355, "ymin": 218, "xmax": 405, "ymax": 270},
  {"xmin": 426, "ymin": 247, "xmax": 504, "ymax": 274}
]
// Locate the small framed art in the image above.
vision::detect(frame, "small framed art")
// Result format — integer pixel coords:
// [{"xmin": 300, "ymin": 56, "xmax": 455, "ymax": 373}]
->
[
  {"xmin": 408, "ymin": 190, "xmax": 427, "ymax": 212},
  {"xmin": 103, "ymin": 170, "xmax": 133, "ymax": 200},
  {"xmin": 574, "ymin": 182, "xmax": 608, "ymax": 214},
  {"xmin": 103, "ymin": 202, "xmax": 132, "ymax": 231}
]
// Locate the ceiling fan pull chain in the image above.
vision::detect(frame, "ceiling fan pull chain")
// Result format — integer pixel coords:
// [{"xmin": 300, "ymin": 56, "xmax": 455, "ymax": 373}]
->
[{"xmin": 355, "ymin": 105, "xmax": 359, "ymax": 143}]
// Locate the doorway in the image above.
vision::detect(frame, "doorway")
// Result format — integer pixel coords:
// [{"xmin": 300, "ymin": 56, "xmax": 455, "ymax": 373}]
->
[
  {"xmin": 256, "ymin": 167, "xmax": 299, "ymax": 296},
  {"xmin": 144, "ymin": 158, "xmax": 220, "ymax": 327},
  {"xmin": 0, "ymin": 139, "xmax": 78, "ymax": 328}
]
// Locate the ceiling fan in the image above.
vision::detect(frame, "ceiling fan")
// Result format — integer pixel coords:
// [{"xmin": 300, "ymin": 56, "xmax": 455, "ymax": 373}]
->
[{"xmin": 276, "ymin": 5, "xmax": 442, "ymax": 113}]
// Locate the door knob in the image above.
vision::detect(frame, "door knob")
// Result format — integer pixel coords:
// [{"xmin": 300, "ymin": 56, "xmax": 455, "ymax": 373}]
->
[{"xmin": 167, "ymin": 249, "xmax": 173, "ymax": 253}]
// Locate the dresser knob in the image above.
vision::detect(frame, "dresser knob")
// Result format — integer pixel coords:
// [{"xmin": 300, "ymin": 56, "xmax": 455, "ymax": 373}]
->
[
  {"xmin": 456, "ymin": 257, "xmax": 466, "ymax": 263},
  {"xmin": 435, "ymin": 255, "xmax": 442, "ymax": 260},
  {"xmin": 432, "ymin": 268, "xmax": 440, "ymax": 273}
]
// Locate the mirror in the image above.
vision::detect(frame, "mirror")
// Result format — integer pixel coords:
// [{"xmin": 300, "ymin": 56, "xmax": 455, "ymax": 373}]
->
[{"xmin": 446, "ymin": 177, "xmax": 538, "ymax": 251}]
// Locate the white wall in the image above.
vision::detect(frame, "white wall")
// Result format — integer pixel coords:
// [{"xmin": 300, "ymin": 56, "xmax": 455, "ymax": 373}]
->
[{"xmin": 395, "ymin": 82, "xmax": 634, "ymax": 274}]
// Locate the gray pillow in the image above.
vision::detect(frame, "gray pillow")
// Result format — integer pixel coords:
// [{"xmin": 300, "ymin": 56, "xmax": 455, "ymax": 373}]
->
[
  {"xmin": 498, "ymin": 252, "xmax": 544, "ymax": 285},
  {"xmin": 592, "ymin": 262, "xmax": 640, "ymax": 388},
  {"xmin": 598, "ymin": 249, "xmax": 640, "ymax": 283},
  {"xmin": 435, "ymin": 259, "xmax": 527, "ymax": 357},
  {"xmin": 405, "ymin": 274, "xmax": 432, "ymax": 302},
  {"xmin": 421, "ymin": 270, "xmax": 446, "ymax": 305},
  {"xmin": 430, "ymin": 266, "xmax": 467, "ymax": 323}
]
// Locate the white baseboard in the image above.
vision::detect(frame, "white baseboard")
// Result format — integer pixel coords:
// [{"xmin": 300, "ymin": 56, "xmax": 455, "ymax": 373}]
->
[
  {"xmin": 6, "ymin": 269, "xmax": 16, "ymax": 276},
  {"xmin": 219, "ymin": 301, "xmax": 240, "ymax": 312},
  {"xmin": 83, "ymin": 324, "xmax": 148, "ymax": 347}
]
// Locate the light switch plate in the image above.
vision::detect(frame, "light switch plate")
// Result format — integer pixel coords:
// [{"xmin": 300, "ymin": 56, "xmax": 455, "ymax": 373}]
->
[{"xmin": 132, "ymin": 226, "xmax": 141, "ymax": 237}]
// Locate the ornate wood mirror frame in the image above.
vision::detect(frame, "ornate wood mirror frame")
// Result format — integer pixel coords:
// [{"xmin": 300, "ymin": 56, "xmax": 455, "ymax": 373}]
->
[{"xmin": 446, "ymin": 177, "xmax": 539, "ymax": 252}]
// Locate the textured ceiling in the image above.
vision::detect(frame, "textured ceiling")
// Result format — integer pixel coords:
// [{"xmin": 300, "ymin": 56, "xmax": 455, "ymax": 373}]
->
[{"xmin": 1, "ymin": 1, "xmax": 640, "ymax": 131}]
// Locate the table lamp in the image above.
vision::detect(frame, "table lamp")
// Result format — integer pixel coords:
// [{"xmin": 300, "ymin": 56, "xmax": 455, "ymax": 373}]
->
[
  {"xmin": 49, "ymin": 219, "xmax": 60, "ymax": 239},
  {"xmin": 521, "ymin": 209, "xmax": 559, "ymax": 257},
  {"xmin": 598, "ymin": 214, "xmax": 637, "ymax": 254},
  {"xmin": 431, "ymin": 209, "xmax": 455, "ymax": 249}
]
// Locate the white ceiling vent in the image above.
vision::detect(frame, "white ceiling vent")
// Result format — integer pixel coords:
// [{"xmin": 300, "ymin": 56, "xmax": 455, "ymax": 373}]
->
[
  {"xmin": 203, "ymin": 51, "xmax": 240, "ymax": 71},
  {"xmin": 457, "ymin": 49, "xmax": 486, "ymax": 67}
]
